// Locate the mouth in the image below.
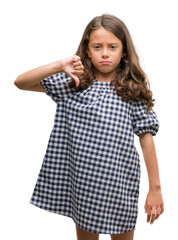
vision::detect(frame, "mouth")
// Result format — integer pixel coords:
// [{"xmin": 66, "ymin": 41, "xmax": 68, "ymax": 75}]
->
[{"xmin": 100, "ymin": 61, "xmax": 111, "ymax": 65}]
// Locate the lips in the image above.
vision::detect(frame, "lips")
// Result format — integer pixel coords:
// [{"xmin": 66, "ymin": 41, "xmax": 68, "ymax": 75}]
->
[{"xmin": 100, "ymin": 61, "xmax": 111, "ymax": 65}]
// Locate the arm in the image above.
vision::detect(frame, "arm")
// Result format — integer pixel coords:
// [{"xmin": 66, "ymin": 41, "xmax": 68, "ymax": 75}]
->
[
  {"xmin": 14, "ymin": 60, "xmax": 63, "ymax": 92},
  {"xmin": 139, "ymin": 132, "xmax": 164, "ymax": 224},
  {"xmin": 14, "ymin": 56, "xmax": 84, "ymax": 92}
]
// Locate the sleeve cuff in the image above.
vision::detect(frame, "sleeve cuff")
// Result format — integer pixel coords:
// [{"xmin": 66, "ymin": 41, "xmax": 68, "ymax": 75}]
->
[{"xmin": 134, "ymin": 127, "xmax": 159, "ymax": 137}]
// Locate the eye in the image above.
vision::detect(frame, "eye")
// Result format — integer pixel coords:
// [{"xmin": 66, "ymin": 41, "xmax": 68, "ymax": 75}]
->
[
  {"xmin": 94, "ymin": 45, "xmax": 101, "ymax": 49},
  {"xmin": 110, "ymin": 45, "xmax": 117, "ymax": 49}
]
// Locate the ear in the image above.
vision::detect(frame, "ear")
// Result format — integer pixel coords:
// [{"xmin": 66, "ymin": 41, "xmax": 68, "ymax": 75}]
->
[
  {"xmin": 121, "ymin": 51, "xmax": 125, "ymax": 58},
  {"xmin": 86, "ymin": 47, "xmax": 91, "ymax": 58}
]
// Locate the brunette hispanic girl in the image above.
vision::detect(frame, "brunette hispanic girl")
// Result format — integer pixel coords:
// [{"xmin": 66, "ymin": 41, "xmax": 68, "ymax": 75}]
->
[{"xmin": 15, "ymin": 14, "xmax": 164, "ymax": 240}]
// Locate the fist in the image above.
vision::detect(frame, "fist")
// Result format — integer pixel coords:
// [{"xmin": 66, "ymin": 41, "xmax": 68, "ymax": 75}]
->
[{"xmin": 61, "ymin": 55, "xmax": 84, "ymax": 87}]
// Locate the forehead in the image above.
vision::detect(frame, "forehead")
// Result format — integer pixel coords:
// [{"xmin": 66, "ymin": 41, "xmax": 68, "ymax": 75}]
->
[{"xmin": 89, "ymin": 27, "xmax": 122, "ymax": 44}]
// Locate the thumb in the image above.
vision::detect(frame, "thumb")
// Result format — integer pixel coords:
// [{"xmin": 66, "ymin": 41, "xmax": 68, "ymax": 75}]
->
[{"xmin": 70, "ymin": 73, "xmax": 80, "ymax": 87}]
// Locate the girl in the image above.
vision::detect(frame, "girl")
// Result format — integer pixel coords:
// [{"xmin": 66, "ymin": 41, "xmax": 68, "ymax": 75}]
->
[{"xmin": 14, "ymin": 14, "xmax": 164, "ymax": 240}]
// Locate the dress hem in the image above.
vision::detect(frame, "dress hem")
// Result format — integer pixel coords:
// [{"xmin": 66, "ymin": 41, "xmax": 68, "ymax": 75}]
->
[{"xmin": 29, "ymin": 200, "xmax": 137, "ymax": 234}]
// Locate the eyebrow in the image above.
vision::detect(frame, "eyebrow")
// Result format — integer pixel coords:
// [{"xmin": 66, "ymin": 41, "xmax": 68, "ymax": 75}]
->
[
  {"xmin": 90, "ymin": 42, "xmax": 120, "ymax": 45},
  {"xmin": 91, "ymin": 42, "xmax": 119, "ymax": 45}
]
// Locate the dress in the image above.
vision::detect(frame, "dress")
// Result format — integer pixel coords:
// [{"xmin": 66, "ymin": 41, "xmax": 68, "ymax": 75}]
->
[{"xmin": 30, "ymin": 72, "xmax": 160, "ymax": 234}]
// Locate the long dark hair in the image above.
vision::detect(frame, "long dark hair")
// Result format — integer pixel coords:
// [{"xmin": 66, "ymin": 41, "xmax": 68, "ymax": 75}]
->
[{"xmin": 67, "ymin": 14, "xmax": 154, "ymax": 113}]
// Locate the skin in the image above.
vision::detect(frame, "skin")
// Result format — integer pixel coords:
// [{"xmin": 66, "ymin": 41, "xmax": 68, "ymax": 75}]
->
[
  {"xmin": 139, "ymin": 133, "xmax": 164, "ymax": 223},
  {"xmin": 14, "ymin": 55, "xmax": 84, "ymax": 90},
  {"xmin": 86, "ymin": 27, "xmax": 123, "ymax": 82},
  {"xmin": 76, "ymin": 224, "xmax": 135, "ymax": 240},
  {"xmin": 15, "ymin": 27, "xmax": 164, "ymax": 240}
]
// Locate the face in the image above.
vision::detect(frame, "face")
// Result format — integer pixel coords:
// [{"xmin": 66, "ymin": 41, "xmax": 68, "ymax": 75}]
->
[{"xmin": 87, "ymin": 27, "xmax": 123, "ymax": 80}]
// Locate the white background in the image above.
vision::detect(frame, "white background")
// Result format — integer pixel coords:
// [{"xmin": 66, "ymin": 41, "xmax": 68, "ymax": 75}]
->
[{"xmin": 0, "ymin": 0, "xmax": 177, "ymax": 239}]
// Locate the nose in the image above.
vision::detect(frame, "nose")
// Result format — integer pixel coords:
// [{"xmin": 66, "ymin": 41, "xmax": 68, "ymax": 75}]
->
[{"xmin": 101, "ymin": 47, "xmax": 109, "ymax": 58}]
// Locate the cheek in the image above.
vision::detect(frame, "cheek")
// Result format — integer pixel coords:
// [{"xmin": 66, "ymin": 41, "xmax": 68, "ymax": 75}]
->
[
  {"xmin": 90, "ymin": 53, "xmax": 99, "ymax": 64},
  {"xmin": 111, "ymin": 55, "xmax": 121, "ymax": 66},
  {"xmin": 117, "ymin": 55, "xmax": 122, "ymax": 62}
]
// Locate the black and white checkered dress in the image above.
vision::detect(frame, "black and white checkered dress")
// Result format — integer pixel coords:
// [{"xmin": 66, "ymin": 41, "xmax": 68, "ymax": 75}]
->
[{"xmin": 30, "ymin": 72, "xmax": 159, "ymax": 234}]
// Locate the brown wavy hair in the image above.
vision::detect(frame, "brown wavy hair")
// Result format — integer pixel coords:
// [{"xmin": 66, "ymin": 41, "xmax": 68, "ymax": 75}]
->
[{"xmin": 67, "ymin": 14, "xmax": 154, "ymax": 113}]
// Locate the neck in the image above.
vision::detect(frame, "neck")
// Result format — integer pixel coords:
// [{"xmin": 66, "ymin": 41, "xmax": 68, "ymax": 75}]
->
[{"xmin": 96, "ymin": 71, "xmax": 116, "ymax": 82}]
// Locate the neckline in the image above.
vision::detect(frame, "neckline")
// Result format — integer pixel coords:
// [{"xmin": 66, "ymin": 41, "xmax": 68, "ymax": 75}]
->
[
  {"xmin": 93, "ymin": 79, "xmax": 111, "ymax": 84},
  {"xmin": 92, "ymin": 79, "xmax": 114, "ymax": 90}
]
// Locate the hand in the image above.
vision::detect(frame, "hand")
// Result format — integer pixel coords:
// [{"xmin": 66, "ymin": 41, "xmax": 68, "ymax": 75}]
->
[
  {"xmin": 61, "ymin": 55, "xmax": 84, "ymax": 87},
  {"xmin": 144, "ymin": 188, "xmax": 164, "ymax": 224}
]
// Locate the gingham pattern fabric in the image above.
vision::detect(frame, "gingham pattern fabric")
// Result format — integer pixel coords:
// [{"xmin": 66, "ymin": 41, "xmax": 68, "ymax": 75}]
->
[{"xmin": 30, "ymin": 72, "xmax": 160, "ymax": 234}]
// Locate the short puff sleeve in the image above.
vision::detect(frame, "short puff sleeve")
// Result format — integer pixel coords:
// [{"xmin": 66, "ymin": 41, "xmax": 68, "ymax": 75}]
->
[
  {"xmin": 131, "ymin": 100, "xmax": 160, "ymax": 136},
  {"xmin": 40, "ymin": 72, "xmax": 75, "ymax": 103}
]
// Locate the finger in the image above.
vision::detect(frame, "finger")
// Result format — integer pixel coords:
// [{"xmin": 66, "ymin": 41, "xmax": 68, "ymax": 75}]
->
[
  {"xmin": 73, "ymin": 61, "xmax": 83, "ymax": 67},
  {"xmin": 72, "ymin": 69, "xmax": 84, "ymax": 75},
  {"xmin": 74, "ymin": 65, "xmax": 84, "ymax": 70},
  {"xmin": 74, "ymin": 64, "xmax": 84, "ymax": 70},
  {"xmin": 160, "ymin": 203, "xmax": 164, "ymax": 214},
  {"xmin": 72, "ymin": 55, "xmax": 80, "ymax": 62},
  {"xmin": 150, "ymin": 207, "xmax": 156, "ymax": 224},
  {"xmin": 72, "ymin": 54, "xmax": 80, "ymax": 59},
  {"xmin": 155, "ymin": 206, "xmax": 161, "ymax": 220},
  {"xmin": 74, "ymin": 66, "xmax": 84, "ymax": 72},
  {"xmin": 147, "ymin": 208, "xmax": 152, "ymax": 223}
]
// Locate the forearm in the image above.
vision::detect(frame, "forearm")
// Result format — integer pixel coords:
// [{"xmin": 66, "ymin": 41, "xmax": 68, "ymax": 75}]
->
[
  {"xmin": 14, "ymin": 60, "xmax": 63, "ymax": 90},
  {"xmin": 139, "ymin": 132, "xmax": 161, "ymax": 190}
]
